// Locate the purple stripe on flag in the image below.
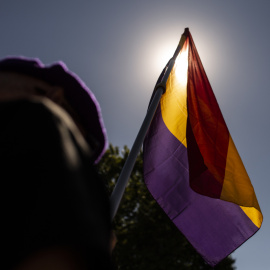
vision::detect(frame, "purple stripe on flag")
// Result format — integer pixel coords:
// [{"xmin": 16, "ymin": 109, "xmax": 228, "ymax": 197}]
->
[{"xmin": 143, "ymin": 105, "xmax": 259, "ymax": 266}]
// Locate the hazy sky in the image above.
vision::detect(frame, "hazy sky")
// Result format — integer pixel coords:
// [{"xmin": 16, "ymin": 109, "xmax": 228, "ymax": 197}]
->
[{"xmin": 1, "ymin": 1, "xmax": 269, "ymax": 269}]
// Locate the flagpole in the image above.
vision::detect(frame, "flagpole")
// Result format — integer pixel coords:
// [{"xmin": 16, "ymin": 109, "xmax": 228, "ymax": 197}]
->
[
  {"xmin": 110, "ymin": 29, "xmax": 188, "ymax": 221},
  {"xmin": 110, "ymin": 84, "xmax": 164, "ymax": 220}
]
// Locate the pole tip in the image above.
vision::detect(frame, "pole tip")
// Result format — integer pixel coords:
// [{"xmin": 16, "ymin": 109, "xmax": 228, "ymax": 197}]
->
[{"xmin": 184, "ymin": 28, "xmax": 189, "ymax": 35}]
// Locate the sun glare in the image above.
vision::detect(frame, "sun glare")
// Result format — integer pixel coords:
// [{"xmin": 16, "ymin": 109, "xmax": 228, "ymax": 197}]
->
[
  {"xmin": 174, "ymin": 43, "xmax": 189, "ymax": 86},
  {"xmin": 153, "ymin": 42, "xmax": 177, "ymax": 74}
]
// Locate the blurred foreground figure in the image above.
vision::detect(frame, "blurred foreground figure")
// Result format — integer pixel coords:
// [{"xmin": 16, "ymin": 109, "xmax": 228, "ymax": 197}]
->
[{"xmin": 0, "ymin": 57, "xmax": 112, "ymax": 270}]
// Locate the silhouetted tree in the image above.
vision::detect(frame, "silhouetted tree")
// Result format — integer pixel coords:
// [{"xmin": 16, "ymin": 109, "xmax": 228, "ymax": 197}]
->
[{"xmin": 96, "ymin": 144, "xmax": 236, "ymax": 270}]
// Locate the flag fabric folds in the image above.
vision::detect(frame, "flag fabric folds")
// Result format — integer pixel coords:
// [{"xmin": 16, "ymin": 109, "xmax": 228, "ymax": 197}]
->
[{"xmin": 143, "ymin": 28, "xmax": 263, "ymax": 266}]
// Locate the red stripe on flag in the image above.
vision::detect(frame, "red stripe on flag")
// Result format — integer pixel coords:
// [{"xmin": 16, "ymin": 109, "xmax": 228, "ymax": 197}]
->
[{"xmin": 186, "ymin": 34, "xmax": 230, "ymax": 198}]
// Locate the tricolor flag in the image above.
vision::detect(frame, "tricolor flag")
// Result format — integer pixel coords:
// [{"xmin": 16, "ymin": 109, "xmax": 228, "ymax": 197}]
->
[{"xmin": 143, "ymin": 28, "xmax": 263, "ymax": 266}]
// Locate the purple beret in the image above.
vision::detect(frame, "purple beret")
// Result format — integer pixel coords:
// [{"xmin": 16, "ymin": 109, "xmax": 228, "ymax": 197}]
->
[{"xmin": 0, "ymin": 56, "xmax": 107, "ymax": 163}]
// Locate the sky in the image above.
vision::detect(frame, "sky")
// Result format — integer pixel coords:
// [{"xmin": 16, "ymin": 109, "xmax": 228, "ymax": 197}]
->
[{"xmin": 1, "ymin": 0, "xmax": 269, "ymax": 269}]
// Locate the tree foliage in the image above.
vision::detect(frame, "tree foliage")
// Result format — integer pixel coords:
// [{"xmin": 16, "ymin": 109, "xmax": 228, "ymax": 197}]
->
[{"xmin": 95, "ymin": 144, "xmax": 236, "ymax": 270}]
